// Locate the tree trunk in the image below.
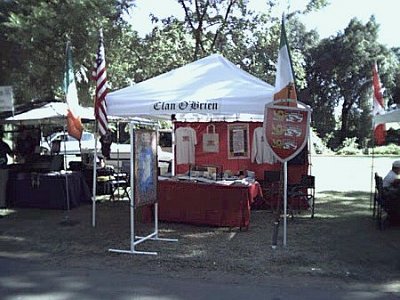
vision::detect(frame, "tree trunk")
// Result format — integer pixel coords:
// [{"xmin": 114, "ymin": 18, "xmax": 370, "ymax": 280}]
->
[{"xmin": 340, "ymin": 101, "xmax": 351, "ymax": 144}]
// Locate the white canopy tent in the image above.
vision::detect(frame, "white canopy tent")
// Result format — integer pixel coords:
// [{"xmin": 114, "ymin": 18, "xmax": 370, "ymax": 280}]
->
[
  {"xmin": 2, "ymin": 102, "xmax": 94, "ymax": 124},
  {"xmin": 0, "ymin": 102, "xmax": 96, "ymax": 221},
  {"xmin": 106, "ymin": 54, "xmax": 275, "ymax": 120},
  {"xmin": 374, "ymin": 109, "xmax": 400, "ymax": 125},
  {"xmin": 105, "ymin": 54, "xmax": 277, "ymax": 254}
]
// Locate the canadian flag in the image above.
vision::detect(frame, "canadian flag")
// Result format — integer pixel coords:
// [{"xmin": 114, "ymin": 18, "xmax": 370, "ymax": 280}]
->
[{"xmin": 372, "ymin": 63, "xmax": 386, "ymax": 145}]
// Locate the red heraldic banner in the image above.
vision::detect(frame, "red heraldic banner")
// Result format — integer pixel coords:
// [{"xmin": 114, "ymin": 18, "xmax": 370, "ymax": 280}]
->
[{"xmin": 264, "ymin": 100, "xmax": 311, "ymax": 162}]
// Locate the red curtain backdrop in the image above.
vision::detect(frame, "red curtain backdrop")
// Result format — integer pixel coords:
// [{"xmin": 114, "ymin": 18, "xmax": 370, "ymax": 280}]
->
[
  {"xmin": 174, "ymin": 121, "xmax": 307, "ymax": 184},
  {"xmin": 374, "ymin": 124, "xmax": 386, "ymax": 146}
]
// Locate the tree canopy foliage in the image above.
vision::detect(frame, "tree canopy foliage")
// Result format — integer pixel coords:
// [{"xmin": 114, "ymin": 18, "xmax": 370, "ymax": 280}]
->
[
  {"xmin": 0, "ymin": 0, "xmax": 134, "ymax": 105},
  {"xmin": 304, "ymin": 17, "xmax": 399, "ymax": 148},
  {"xmin": 0, "ymin": 0, "xmax": 399, "ymax": 149}
]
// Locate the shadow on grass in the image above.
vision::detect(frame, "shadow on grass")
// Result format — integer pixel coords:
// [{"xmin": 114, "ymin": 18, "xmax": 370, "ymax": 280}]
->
[
  {"xmin": 315, "ymin": 190, "xmax": 373, "ymax": 218},
  {"xmin": 1, "ymin": 195, "xmax": 400, "ymax": 285},
  {"xmin": 271, "ymin": 190, "xmax": 400, "ymax": 282}
]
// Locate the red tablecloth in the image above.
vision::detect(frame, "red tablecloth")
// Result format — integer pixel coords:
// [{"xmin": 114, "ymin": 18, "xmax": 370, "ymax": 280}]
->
[{"xmin": 157, "ymin": 180, "xmax": 262, "ymax": 228}]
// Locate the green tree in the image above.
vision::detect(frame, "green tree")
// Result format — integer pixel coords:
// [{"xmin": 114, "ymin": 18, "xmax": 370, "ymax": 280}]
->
[
  {"xmin": 304, "ymin": 17, "xmax": 398, "ymax": 148},
  {"xmin": 0, "ymin": 0, "xmax": 135, "ymax": 105},
  {"xmin": 140, "ymin": 18, "xmax": 194, "ymax": 81},
  {"xmin": 171, "ymin": 0, "xmax": 326, "ymax": 86},
  {"xmin": 177, "ymin": 0, "xmax": 249, "ymax": 60},
  {"xmin": 0, "ymin": 0, "xmax": 330, "ymax": 115},
  {"xmin": 389, "ymin": 47, "xmax": 400, "ymax": 106}
]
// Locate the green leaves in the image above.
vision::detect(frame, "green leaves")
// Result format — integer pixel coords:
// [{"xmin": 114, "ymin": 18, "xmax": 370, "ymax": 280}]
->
[
  {"xmin": 1, "ymin": 0, "xmax": 399, "ymax": 154},
  {"xmin": 0, "ymin": 0, "xmax": 134, "ymax": 104},
  {"xmin": 305, "ymin": 16, "xmax": 399, "ymax": 149}
]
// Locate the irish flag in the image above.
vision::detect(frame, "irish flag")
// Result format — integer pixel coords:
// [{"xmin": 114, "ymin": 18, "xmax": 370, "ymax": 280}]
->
[
  {"xmin": 372, "ymin": 62, "xmax": 386, "ymax": 145},
  {"xmin": 64, "ymin": 41, "xmax": 83, "ymax": 140},
  {"xmin": 274, "ymin": 16, "xmax": 297, "ymax": 104}
]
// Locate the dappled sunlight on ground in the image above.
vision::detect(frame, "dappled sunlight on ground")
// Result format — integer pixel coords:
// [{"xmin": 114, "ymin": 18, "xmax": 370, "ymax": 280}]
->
[
  {"xmin": 381, "ymin": 280, "xmax": 400, "ymax": 293},
  {"xmin": 175, "ymin": 249, "xmax": 207, "ymax": 259},
  {"xmin": 315, "ymin": 190, "xmax": 372, "ymax": 218},
  {"xmin": 1, "ymin": 156, "xmax": 400, "ymax": 294},
  {"xmin": 0, "ymin": 251, "xmax": 46, "ymax": 259},
  {"xmin": 0, "ymin": 208, "xmax": 16, "ymax": 217}
]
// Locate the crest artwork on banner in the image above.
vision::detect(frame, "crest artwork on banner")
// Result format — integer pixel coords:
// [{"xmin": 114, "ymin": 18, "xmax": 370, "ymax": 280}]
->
[
  {"xmin": 133, "ymin": 129, "xmax": 158, "ymax": 207},
  {"xmin": 227, "ymin": 123, "xmax": 250, "ymax": 159},
  {"xmin": 263, "ymin": 100, "xmax": 311, "ymax": 163}
]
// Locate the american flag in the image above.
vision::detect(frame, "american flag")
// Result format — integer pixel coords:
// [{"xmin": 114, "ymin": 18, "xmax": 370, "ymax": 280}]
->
[{"xmin": 93, "ymin": 29, "xmax": 108, "ymax": 136}]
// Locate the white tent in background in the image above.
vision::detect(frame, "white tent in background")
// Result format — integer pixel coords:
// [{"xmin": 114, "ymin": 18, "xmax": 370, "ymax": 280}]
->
[
  {"xmin": 106, "ymin": 54, "xmax": 275, "ymax": 120},
  {"xmin": 374, "ymin": 109, "xmax": 400, "ymax": 125},
  {"xmin": 2, "ymin": 102, "xmax": 94, "ymax": 124},
  {"xmin": 0, "ymin": 102, "xmax": 96, "ymax": 220}
]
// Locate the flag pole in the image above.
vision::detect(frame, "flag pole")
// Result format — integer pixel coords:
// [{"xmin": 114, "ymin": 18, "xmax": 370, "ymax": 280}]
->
[
  {"xmin": 370, "ymin": 62, "xmax": 386, "ymax": 210},
  {"xmin": 370, "ymin": 120, "xmax": 376, "ymax": 211},
  {"xmin": 61, "ymin": 40, "xmax": 82, "ymax": 226},
  {"xmin": 92, "ymin": 27, "xmax": 108, "ymax": 226},
  {"xmin": 63, "ymin": 43, "xmax": 71, "ymax": 217},
  {"xmin": 63, "ymin": 125, "xmax": 70, "ymax": 217},
  {"xmin": 283, "ymin": 161, "xmax": 288, "ymax": 247},
  {"xmin": 92, "ymin": 124, "xmax": 98, "ymax": 227}
]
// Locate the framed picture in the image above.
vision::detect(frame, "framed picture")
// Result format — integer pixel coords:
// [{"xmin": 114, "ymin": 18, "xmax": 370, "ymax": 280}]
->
[
  {"xmin": 227, "ymin": 124, "xmax": 250, "ymax": 159},
  {"xmin": 133, "ymin": 129, "xmax": 158, "ymax": 207}
]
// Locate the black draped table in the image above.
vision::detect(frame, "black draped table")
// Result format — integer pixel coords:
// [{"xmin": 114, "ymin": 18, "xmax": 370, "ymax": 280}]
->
[{"xmin": 7, "ymin": 171, "xmax": 91, "ymax": 210}]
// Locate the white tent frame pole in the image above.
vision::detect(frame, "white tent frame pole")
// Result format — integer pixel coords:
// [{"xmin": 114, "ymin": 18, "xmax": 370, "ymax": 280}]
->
[
  {"xmin": 92, "ymin": 130, "xmax": 98, "ymax": 227},
  {"xmin": 308, "ymin": 132, "xmax": 312, "ymax": 175},
  {"xmin": 116, "ymin": 120, "xmax": 121, "ymax": 198},
  {"xmin": 109, "ymin": 122, "xmax": 177, "ymax": 256},
  {"xmin": 172, "ymin": 121, "xmax": 176, "ymax": 176},
  {"xmin": 283, "ymin": 161, "xmax": 288, "ymax": 247},
  {"xmin": 62, "ymin": 125, "xmax": 70, "ymax": 213}
]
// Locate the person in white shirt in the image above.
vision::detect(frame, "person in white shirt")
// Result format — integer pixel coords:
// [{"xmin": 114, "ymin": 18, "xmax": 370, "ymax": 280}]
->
[
  {"xmin": 175, "ymin": 126, "xmax": 197, "ymax": 165},
  {"xmin": 383, "ymin": 160, "xmax": 400, "ymax": 188},
  {"xmin": 382, "ymin": 160, "xmax": 400, "ymax": 224}
]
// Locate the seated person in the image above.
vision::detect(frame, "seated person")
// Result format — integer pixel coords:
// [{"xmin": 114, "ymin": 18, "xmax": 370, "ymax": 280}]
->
[
  {"xmin": 15, "ymin": 128, "xmax": 36, "ymax": 162},
  {"xmin": 382, "ymin": 160, "xmax": 400, "ymax": 224},
  {"xmin": 100, "ymin": 129, "xmax": 112, "ymax": 159}
]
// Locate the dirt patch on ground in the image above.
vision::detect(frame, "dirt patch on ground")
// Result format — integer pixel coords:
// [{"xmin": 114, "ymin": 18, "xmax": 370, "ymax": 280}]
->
[{"xmin": 1, "ymin": 190, "xmax": 400, "ymax": 286}]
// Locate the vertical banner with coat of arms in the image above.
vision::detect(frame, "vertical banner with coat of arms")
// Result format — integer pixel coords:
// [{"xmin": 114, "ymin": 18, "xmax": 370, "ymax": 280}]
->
[
  {"xmin": 263, "ymin": 100, "xmax": 311, "ymax": 163},
  {"xmin": 263, "ymin": 100, "xmax": 311, "ymax": 247},
  {"xmin": 133, "ymin": 129, "xmax": 158, "ymax": 207}
]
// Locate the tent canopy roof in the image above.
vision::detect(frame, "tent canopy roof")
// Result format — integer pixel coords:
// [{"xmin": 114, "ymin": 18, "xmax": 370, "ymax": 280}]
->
[
  {"xmin": 106, "ymin": 54, "xmax": 275, "ymax": 120},
  {"xmin": 2, "ymin": 102, "xmax": 95, "ymax": 125},
  {"xmin": 374, "ymin": 109, "xmax": 400, "ymax": 125}
]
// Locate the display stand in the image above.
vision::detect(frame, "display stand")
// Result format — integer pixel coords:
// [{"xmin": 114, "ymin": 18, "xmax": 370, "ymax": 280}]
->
[
  {"xmin": 109, "ymin": 202, "xmax": 178, "ymax": 256},
  {"xmin": 109, "ymin": 122, "xmax": 177, "ymax": 255},
  {"xmin": 264, "ymin": 99, "xmax": 311, "ymax": 247}
]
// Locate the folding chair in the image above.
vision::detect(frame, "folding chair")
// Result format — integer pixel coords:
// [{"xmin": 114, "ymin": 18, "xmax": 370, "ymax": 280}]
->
[
  {"xmin": 373, "ymin": 173, "xmax": 381, "ymax": 219},
  {"xmin": 261, "ymin": 171, "xmax": 282, "ymax": 213},
  {"xmin": 287, "ymin": 175, "xmax": 315, "ymax": 218},
  {"xmin": 374, "ymin": 173, "xmax": 388, "ymax": 230},
  {"xmin": 109, "ymin": 161, "xmax": 130, "ymax": 200}
]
